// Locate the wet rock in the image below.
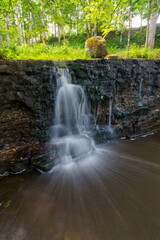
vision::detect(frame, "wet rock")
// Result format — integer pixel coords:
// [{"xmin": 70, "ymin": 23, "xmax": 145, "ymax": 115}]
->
[
  {"xmin": 0, "ymin": 65, "xmax": 9, "ymax": 73},
  {"xmin": 0, "ymin": 59, "xmax": 160, "ymax": 175}
]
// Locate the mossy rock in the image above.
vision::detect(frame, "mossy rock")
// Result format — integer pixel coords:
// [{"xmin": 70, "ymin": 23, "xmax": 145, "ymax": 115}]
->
[{"xmin": 85, "ymin": 36, "xmax": 108, "ymax": 58}]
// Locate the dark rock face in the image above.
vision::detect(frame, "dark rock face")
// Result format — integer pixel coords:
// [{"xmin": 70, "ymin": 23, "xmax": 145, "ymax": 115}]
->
[{"xmin": 0, "ymin": 59, "xmax": 160, "ymax": 176}]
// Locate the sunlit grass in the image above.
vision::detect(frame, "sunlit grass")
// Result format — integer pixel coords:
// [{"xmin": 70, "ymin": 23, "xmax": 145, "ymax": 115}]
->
[
  {"xmin": 16, "ymin": 44, "xmax": 88, "ymax": 60},
  {"xmin": 0, "ymin": 42, "xmax": 160, "ymax": 60},
  {"xmin": 0, "ymin": 43, "xmax": 89, "ymax": 61},
  {"xmin": 117, "ymin": 45, "xmax": 160, "ymax": 59}
]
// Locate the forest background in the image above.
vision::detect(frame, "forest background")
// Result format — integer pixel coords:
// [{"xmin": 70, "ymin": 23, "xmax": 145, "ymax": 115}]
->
[{"xmin": 0, "ymin": 0, "xmax": 160, "ymax": 60}]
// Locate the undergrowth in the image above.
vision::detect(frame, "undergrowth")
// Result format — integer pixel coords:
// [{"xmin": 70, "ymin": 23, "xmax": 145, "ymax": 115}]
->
[
  {"xmin": 117, "ymin": 45, "xmax": 160, "ymax": 59},
  {"xmin": 0, "ymin": 32, "xmax": 160, "ymax": 60}
]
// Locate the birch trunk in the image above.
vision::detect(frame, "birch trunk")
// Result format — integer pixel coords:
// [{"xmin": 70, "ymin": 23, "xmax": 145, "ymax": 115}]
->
[
  {"xmin": 69, "ymin": 21, "xmax": 72, "ymax": 35},
  {"xmin": 16, "ymin": 7, "xmax": 23, "ymax": 45},
  {"xmin": 120, "ymin": 33, "xmax": 122, "ymax": 50},
  {"xmin": 147, "ymin": 11, "xmax": 159, "ymax": 48},
  {"xmin": 30, "ymin": 12, "xmax": 33, "ymax": 45},
  {"xmin": 94, "ymin": 23, "xmax": 97, "ymax": 36},
  {"xmin": 20, "ymin": 7, "xmax": 26, "ymax": 45},
  {"xmin": 54, "ymin": 23, "xmax": 56, "ymax": 37},
  {"xmin": 140, "ymin": 13, "xmax": 143, "ymax": 31},
  {"xmin": 40, "ymin": 0, "xmax": 46, "ymax": 43},
  {"xmin": 57, "ymin": 21, "xmax": 61, "ymax": 43},
  {"xmin": 0, "ymin": 26, "xmax": 3, "ymax": 45},
  {"xmin": 145, "ymin": 1, "xmax": 159, "ymax": 48},
  {"xmin": 86, "ymin": 23, "xmax": 89, "ymax": 38},
  {"xmin": 127, "ymin": 0, "xmax": 132, "ymax": 54},
  {"xmin": 145, "ymin": 0, "xmax": 151, "ymax": 48},
  {"xmin": 62, "ymin": 24, "xmax": 66, "ymax": 44},
  {"xmin": 4, "ymin": 13, "xmax": 10, "ymax": 46},
  {"xmin": 90, "ymin": 22, "xmax": 93, "ymax": 37}
]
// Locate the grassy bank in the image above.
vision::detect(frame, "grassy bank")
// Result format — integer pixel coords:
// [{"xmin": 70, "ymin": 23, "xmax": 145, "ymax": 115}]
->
[
  {"xmin": 0, "ymin": 31, "xmax": 160, "ymax": 60},
  {"xmin": 117, "ymin": 46, "xmax": 160, "ymax": 59},
  {"xmin": 0, "ymin": 43, "xmax": 87, "ymax": 60}
]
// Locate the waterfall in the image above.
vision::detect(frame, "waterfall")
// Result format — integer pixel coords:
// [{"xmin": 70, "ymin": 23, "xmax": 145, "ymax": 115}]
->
[
  {"xmin": 50, "ymin": 68, "xmax": 95, "ymax": 166},
  {"xmin": 55, "ymin": 68, "xmax": 89, "ymax": 135},
  {"xmin": 108, "ymin": 98, "xmax": 112, "ymax": 131},
  {"xmin": 138, "ymin": 78, "xmax": 143, "ymax": 106}
]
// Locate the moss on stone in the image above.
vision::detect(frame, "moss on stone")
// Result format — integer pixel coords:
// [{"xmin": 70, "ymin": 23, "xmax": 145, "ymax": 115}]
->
[
  {"xmin": 85, "ymin": 36, "xmax": 107, "ymax": 58},
  {"xmin": 86, "ymin": 37, "xmax": 99, "ymax": 48}
]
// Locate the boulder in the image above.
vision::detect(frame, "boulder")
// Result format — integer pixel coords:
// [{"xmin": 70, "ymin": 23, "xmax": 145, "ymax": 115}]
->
[
  {"xmin": 85, "ymin": 36, "xmax": 108, "ymax": 58},
  {"xmin": 107, "ymin": 54, "xmax": 118, "ymax": 59}
]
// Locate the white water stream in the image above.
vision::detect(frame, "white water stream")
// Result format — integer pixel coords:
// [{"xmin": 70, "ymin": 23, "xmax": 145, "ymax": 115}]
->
[{"xmin": 50, "ymin": 68, "xmax": 95, "ymax": 166}]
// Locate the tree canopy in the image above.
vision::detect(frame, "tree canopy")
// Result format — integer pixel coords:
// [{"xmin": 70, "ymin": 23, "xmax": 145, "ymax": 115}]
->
[{"xmin": 0, "ymin": 0, "xmax": 159, "ymax": 50}]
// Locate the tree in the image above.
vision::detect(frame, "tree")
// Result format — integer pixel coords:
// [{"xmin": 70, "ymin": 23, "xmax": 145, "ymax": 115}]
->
[
  {"xmin": 145, "ymin": 0, "xmax": 159, "ymax": 48},
  {"xmin": 127, "ymin": 0, "xmax": 132, "ymax": 54},
  {"xmin": 40, "ymin": 0, "xmax": 46, "ymax": 43}
]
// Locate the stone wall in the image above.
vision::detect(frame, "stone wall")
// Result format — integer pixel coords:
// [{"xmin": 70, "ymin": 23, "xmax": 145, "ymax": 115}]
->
[{"xmin": 0, "ymin": 59, "xmax": 160, "ymax": 176}]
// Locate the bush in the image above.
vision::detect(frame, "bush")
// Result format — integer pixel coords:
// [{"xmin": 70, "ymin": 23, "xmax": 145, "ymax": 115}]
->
[{"xmin": 117, "ymin": 45, "xmax": 160, "ymax": 59}]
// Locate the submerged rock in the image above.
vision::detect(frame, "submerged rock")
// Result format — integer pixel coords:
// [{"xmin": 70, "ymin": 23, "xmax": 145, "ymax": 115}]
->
[{"xmin": 85, "ymin": 36, "xmax": 108, "ymax": 58}]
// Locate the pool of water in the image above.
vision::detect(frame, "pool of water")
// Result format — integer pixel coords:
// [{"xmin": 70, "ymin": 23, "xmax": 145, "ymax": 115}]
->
[{"xmin": 0, "ymin": 131, "xmax": 160, "ymax": 240}]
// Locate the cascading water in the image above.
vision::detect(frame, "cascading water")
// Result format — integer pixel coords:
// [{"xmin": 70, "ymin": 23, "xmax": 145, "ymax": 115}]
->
[
  {"xmin": 107, "ymin": 98, "xmax": 113, "ymax": 134},
  {"xmin": 138, "ymin": 78, "xmax": 143, "ymax": 106},
  {"xmin": 50, "ymin": 68, "xmax": 95, "ymax": 166},
  {"xmin": 108, "ymin": 98, "xmax": 112, "ymax": 129}
]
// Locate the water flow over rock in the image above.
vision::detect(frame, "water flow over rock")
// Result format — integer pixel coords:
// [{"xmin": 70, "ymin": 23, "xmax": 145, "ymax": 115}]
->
[
  {"xmin": 50, "ymin": 68, "xmax": 95, "ymax": 166},
  {"xmin": 108, "ymin": 98, "xmax": 112, "ymax": 130},
  {"xmin": 138, "ymin": 78, "xmax": 143, "ymax": 106}
]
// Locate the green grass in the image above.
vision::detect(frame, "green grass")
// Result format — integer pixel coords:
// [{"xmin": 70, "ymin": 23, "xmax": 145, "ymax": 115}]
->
[
  {"xmin": 0, "ymin": 42, "xmax": 89, "ymax": 60},
  {"xmin": 0, "ymin": 34, "xmax": 160, "ymax": 60},
  {"xmin": 116, "ymin": 45, "xmax": 160, "ymax": 59}
]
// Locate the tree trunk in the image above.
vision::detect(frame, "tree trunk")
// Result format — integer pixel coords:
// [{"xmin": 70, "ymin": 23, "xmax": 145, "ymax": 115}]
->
[
  {"xmin": 94, "ymin": 23, "xmax": 97, "ymax": 36},
  {"xmin": 147, "ymin": 6, "xmax": 159, "ymax": 48},
  {"xmin": 30, "ymin": 12, "xmax": 33, "ymax": 45},
  {"xmin": 76, "ymin": 8, "xmax": 79, "ymax": 35},
  {"xmin": 120, "ymin": 32, "xmax": 122, "ymax": 50},
  {"xmin": 52, "ymin": 22, "xmax": 54, "ymax": 36},
  {"xmin": 127, "ymin": 0, "xmax": 132, "ymax": 54},
  {"xmin": 145, "ymin": 0, "xmax": 151, "ymax": 48},
  {"xmin": 16, "ymin": 7, "xmax": 23, "ymax": 45},
  {"xmin": 0, "ymin": 26, "xmax": 3, "ymax": 45},
  {"xmin": 4, "ymin": 13, "xmax": 10, "ymax": 46},
  {"xmin": 69, "ymin": 21, "xmax": 72, "ymax": 35},
  {"xmin": 40, "ymin": 0, "xmax": 46, "ymax": 43},
  {"xmin": 54, "ymin": 23, "xmax": 56, "ymax": 37},
  {"xmin": 19, "ymin": 7, "xmax": 26, "ymax": 45},
  {"xmin": 86, "ymin": 23, "xmax": 89, "ymax": 38},
  {"xmin": 62, "ymin": 24, "xmax": 66, "ymax": 44},
  {"xmin": 57, "ymin": 21, "xmax": 61, "ymax": 43},
  {"xmin": 90, "ymin": 22, "xmax": 93, "ymax": 37},
  {"xmin": 140, "ymin": 13, "xmax": 143, "ymax": 31}
]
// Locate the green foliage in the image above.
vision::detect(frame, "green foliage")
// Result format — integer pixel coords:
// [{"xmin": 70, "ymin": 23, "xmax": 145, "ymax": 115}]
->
[
  {"xmin": 48, "ymin": 33, "xmax": 86, "ymax": 49},
  {"xmin": 0, "ymin": 0, "xmax": 159, "ymax": 54},
  {"xmin": 0, "ymin": 43, "xmax": 89, "ymax": 60},
  {"xmin": 1, "ymin": 39, "xmax": 160, "ymax": 61},
  {"xmin": 117, "ymin": 45, "xmax": 160, "ymax": 59},
  {"xmin": 1, "ymin": 27, "xmax": 160, "ymax": 61}
]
